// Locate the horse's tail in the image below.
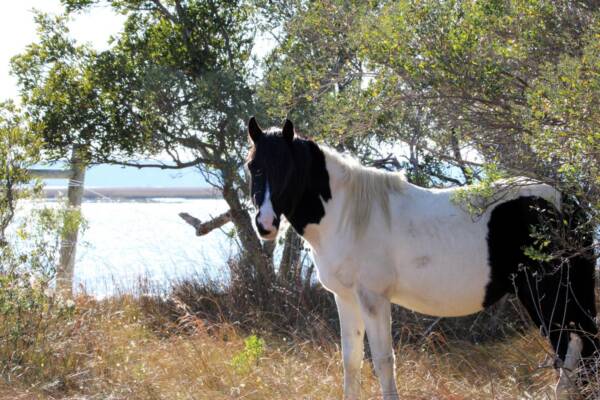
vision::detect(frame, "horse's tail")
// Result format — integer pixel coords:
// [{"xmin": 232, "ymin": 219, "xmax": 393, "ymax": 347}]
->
[{"xmin": 560, "ymin": 193, "xmax": 598, "ymax": 360}]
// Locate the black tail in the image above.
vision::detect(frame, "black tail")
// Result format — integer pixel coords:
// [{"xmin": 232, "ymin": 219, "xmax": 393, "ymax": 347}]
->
[{"xmin": 560, "ymin": 194, "xmax": 598, "ymax": 361}]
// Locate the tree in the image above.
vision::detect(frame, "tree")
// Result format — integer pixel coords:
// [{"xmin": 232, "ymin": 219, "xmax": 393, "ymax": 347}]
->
[
  {"xmin": 0, "ymin": 103, "xmax": 42, "ymax": 247},
  {"xmin": 11, "ymin": 14, "xmax": 119, "ymax": 296},
  {"xmin": 259, "ymin": 1, "xmax": 371, "ymax": 148},
  {"xmin": 360, "ymin": 0, "xmax": 600, "ymax": 213},
  {"xmin": 0, "ymin": 100, "xmax": 65, "ymax": 298},
  {"xmin": 13, "ymin": 1, "xmax": 309, "ymax": 298},
  {"xmin": 256, "ymin": 4, "xmax": 599, "ymax": 355},
  {"xmin": 262, "ymin": 0, "xmax": 599, "ymax": 252},
  {"xmin": 258, "ymin": 0, "xmax": 475, "ymax": 188}
]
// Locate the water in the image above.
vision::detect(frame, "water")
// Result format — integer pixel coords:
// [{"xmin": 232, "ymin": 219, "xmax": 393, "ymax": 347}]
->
[
  {"xmin": 42, "ymin": 163, "xmax": 209, "ymax": 188},
  {"xmin": 15, "ymin": 198, "xmax": 234, "ymax": 297}
]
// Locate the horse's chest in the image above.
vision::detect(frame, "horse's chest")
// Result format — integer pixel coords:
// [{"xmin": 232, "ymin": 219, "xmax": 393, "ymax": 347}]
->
[{"xmin": 312, "ymin": 253, "xmax": 357, "ymax": 294}]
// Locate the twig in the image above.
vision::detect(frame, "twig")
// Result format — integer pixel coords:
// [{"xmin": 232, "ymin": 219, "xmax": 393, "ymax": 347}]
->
[{"xmin": 422, "ymin": 317, "xmax": 442, "ymax": 339}]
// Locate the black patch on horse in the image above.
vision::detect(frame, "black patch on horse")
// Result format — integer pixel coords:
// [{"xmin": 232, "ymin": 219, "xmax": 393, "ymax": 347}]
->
[
  {"xmin": 484, "ymin": 196, "xmax": 598, "ymax": 362},
  {"xmin": 285, "ymin": 139, "xmax": 332, "ymax": 234}
]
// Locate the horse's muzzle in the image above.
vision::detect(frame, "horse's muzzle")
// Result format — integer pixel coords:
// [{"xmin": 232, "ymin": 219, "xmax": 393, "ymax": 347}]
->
[{"xmin": 255, "ymin": 213, "xmax": 279, "ymax": 240}]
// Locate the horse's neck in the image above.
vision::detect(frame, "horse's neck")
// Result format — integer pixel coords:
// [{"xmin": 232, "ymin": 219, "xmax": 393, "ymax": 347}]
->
[
  {"xmin": 318, "ymin": 146, "xmax": 349, "ymax": 193},
  {"xmin": 292, "ymin": 144, "xmax": 410, "ymax": 247}
]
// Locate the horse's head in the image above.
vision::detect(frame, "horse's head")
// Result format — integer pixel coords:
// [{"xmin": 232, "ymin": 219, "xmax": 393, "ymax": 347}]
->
[{"xmin": 246, "ymin": 117, "xmax": 296, "ymax": 240}]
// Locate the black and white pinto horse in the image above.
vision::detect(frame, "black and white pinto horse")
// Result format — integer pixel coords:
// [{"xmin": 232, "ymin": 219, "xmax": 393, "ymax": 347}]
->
[{"xmin": 245, "ymin": 117, "xmax": 599, "ymax": 399}]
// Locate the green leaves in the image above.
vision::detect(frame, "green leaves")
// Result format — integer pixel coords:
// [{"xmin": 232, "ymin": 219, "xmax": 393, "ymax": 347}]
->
[
  {"xmin": 261, "ymin": 0, "xmax": 600, "ymax": 218},
  {"xmin": 10, "ymin": 0, "xmax": 600, "ymax": 234},
  {"xmin": 0, "ymin": 103, "xmax": 43, "ymax": 245},
  {"xmin": 259, "ymin": 1, "xmax": 372, "ymax": 141},
  {"xmin": 11, "ymin": 11, "xmax": 136, "ymax": 161},
  {"xmin": 525, "ymin": 23, "xmax": 600, "ymax": 199},
  {"xmin": 13, "ymin": 1, "xmax": 259, "ymax": 179},
  {"xmin": 231, "ymin": 334, "xmax": 265, "ymax": 374}
]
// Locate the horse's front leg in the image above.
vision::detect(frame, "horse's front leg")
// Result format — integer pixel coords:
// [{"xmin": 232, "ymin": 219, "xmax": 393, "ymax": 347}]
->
[
  {"xmin": 335, "ymin": 294, "xmax": 365, "ymax": 400},
  {"xmin": 356, "ymin": 287, "xmax": 399, "ymax": 400}
]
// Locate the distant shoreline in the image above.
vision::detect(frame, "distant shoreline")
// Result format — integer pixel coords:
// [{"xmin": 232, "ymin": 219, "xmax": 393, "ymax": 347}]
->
[{"xmin": 43, "ymin": 186, "xmax": 221, "ymax": 200}]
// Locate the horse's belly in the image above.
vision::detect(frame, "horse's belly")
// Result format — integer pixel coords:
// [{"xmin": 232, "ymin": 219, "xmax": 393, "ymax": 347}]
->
[
  {"xmin": 389, "ymin": 239, "xmax": 491, "ymax": 317},
  {"xmin": 309, "ymin": 212, "xmax": 493, "ymax": 317},
  {"xmin": 389, "ymin": 284, "xmax": 486, "ymax": 317},
  {"xmin": 390, "ymin": 215, "xmax": 490, "ymax": 316}
]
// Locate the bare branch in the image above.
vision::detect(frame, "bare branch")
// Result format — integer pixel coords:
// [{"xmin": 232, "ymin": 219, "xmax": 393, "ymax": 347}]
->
[
  {"xmin": 428, "ymin": 171, "xmax": 464, "ymax": 186},
  {"xmin": 450, "ymin": 128, "xmax": 473, "ymax": 184},
  {"xmin": 179, "ymin": 210, "xmax": 232, "ymax": 236},
  {"xmin": 368, "ymin": 154, "xmax": 401, "ymax": 171}
]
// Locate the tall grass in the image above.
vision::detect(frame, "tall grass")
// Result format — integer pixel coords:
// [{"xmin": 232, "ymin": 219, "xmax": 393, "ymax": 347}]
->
[{"xmin": 3, "ymin": 266, "xmax": 591, "ymax": 399}]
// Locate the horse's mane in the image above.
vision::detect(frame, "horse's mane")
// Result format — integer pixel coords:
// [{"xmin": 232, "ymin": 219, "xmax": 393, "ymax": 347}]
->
[{"xmin": 319, "ymin": 146, "xmax": 406, "ymax": 237}]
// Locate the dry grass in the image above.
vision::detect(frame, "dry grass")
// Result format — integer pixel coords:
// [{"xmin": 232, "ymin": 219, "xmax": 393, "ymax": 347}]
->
[{"xmin": 0, "ymin": 292, "xmax": 566, "ymax": 400}]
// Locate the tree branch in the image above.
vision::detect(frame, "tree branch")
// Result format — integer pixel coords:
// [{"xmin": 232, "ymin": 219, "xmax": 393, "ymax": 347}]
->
[
  {"xmin": 450, "ymin": 128, "xmax": 473, "ymax": 184},
  {"xmin": 149, "ymin": 0, "xmax": 176, "ymax": 22},
  {"xmin": 179, "ymin": 210, "xmax": 232, "ymax": 236},
  {"xmin": 94, "ymin": 157, "xmax": 206, "ymax": 170}
]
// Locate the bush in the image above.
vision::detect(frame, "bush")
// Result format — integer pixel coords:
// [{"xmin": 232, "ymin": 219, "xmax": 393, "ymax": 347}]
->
[{"xmin": 0, "ymin": 101, "xmax": 77, "ymax": 390}]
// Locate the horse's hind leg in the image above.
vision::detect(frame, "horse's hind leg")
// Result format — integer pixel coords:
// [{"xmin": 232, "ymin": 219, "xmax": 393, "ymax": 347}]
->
[
  {"xmin": 515, "ymin": 260, "xmax": 599, "ymax": 398},
  {"xmin": 556, "ymin": 333, "xmax": 584, "ymax": 400}
]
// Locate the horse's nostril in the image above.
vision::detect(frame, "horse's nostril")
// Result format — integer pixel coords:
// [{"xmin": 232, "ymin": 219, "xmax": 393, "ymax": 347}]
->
[{"xmin": 256, "ymin": 223, "xmax": 271, "ymax": 236}]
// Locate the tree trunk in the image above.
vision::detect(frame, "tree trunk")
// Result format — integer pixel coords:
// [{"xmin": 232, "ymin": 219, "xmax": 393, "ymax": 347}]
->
[
  {"xmin": 263, "ymin": 240, "xmax": 276, "ymax": 261},
  {"xmin": 278, "ymin": 226, "xmax": 302, "ymax": 285},
  {"xmin": 221, "ymin": 182, "xmax": 274, "ymax": 285},
  {"xmin": 56, "ymin": 145, "xmax": 87, "ymax": 298}
]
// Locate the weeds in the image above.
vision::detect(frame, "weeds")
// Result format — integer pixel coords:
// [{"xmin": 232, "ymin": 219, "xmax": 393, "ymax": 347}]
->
[{"xmin": 231, "ymin": 335, "xmax": 265, "ymax": 374}]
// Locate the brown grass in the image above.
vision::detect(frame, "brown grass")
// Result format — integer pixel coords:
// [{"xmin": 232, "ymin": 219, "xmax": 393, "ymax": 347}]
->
[{"xmin": 0, "ymin": 291, "xmax": 567, "ymax": 400}]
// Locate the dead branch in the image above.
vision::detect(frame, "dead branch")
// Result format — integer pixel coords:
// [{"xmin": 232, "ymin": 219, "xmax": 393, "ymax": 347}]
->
[{"xmin": 179, "ymin": 210, "xmax": 232, "ymax": 236}]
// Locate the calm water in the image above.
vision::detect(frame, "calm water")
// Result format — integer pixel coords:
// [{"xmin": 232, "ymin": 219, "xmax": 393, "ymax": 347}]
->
[{"xmin": 17, "ymin": 198, "xmax": 234, "ymax": 296}]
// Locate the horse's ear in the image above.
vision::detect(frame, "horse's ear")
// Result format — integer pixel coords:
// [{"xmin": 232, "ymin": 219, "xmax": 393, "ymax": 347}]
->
[
  {"xmin": 248, "ymin": 117, "xmax": 263, "ymax": 143},
  {"xmin": 282, "ymin": 119, "xmax": 294, "ymax": 144}
]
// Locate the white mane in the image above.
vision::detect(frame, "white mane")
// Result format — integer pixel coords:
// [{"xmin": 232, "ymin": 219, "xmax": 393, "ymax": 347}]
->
[{"xmin": 319, "ymin": 146, "xmax": 406, "ymax": 237}]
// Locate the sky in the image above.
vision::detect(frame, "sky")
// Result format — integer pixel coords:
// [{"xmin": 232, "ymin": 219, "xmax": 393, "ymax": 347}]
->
[{"xmin": 0, "ymin": 1, "xmax": 125, "ymax": 103}]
